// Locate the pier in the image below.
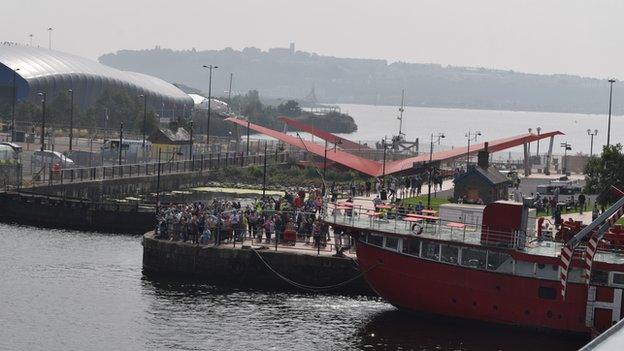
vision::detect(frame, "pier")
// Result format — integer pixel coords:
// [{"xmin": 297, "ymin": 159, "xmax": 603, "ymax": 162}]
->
[{"xmin": 142, "ymin": 231, "xmax": 373, "ymax": 295}]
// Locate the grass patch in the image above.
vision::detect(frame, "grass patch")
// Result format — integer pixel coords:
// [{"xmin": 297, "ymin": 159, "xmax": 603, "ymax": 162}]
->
[{"xmin": 400, "ymin": 195, "xmax": 450, "ymax": 211}]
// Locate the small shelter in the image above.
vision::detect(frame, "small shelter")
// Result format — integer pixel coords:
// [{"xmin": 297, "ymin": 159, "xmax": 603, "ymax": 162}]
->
[
  {"xmin": 149, "ymin": 127, "xmax": 191, "ymax": 159},
  {"xmin": 453, "ymin": 142, "xmax": 511, "ymax": 204}
]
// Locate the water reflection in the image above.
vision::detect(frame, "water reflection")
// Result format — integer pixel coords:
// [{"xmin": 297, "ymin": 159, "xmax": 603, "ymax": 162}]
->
[{"xmin": 358, "ymin": 309, "xmax": 589, "ymax": 351}]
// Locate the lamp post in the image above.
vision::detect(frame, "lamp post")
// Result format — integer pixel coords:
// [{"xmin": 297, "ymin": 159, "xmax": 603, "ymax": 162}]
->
[
  {"xmin": 381, "ymin": 138, "xmax": 388, "ymax": 182},
  {"xmin": 37, "ymin": 92, "xmax": 47, "ymax": 152},
  {"xmin": 262, "ymin": 141, "xmax": 268, "ymax": 197},
  {"xmin": 156, "ymin": 148, "xmax": 162, "ymax": 212},
  {"xmin": 560, "ymin": 142, "xmax": 571, "ymax": 174},
  {"xmin": 527, "ymin": 128, "xmax": 532, "ymax": 157},
  {"xmin": 246, "ymin": 119, "xmax": 251, "ymax": 156},
  {"xmin": 536, "ymin": 126, "xmax": 541, "ymax": 158},
  {"xmin": 322, "ymin": 139, "xmax": 341, "ymax": 181},
  {"xmin": 139, "ymin": 94, "xmax": 147, "ymax": 148},
  {"xmin": 465, "ymin": 130, "xmax": 482, "ymax": 166},
  {"xmin": 607, "ymin": 78, "xmax": 616, "ymax": 147},
  {"xmin": 118, "ymin": 122, "xmax": 124, "ymax": 166},
  {"xmin": 11, "ymin": 68, "xmax": 19, "ymax": 142},
  {"xmin": 189, "ymin": 120, "xmax": 194, "ymax": 160},
  {"xmin": 68, "ymin": 89, "xmax": 74, "ymax": 151},
  {"xmin": 427, "ymin": 132, "xmax": 445, "ymax": 209},
  {"xmin": 47, "ymin": 27, "xmax": 53, "ymax": 50},
  {"xmin": 202, "ymin": 64, "xmax": 218, "ymax": 149},
  {"xmin": 587, "ymin": 129, "xmax": 598, "ymax": 157}
]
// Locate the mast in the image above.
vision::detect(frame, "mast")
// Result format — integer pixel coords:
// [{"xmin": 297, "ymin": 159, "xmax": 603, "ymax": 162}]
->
[{"xmin": 397, "ymin": 89, "xmax": 405, "ymax": 137}]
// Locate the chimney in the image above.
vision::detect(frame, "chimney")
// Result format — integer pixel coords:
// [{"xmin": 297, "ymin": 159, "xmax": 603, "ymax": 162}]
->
[{"xmin": 477, "ymin": 142, "xmax": 489, "ymax": 169}]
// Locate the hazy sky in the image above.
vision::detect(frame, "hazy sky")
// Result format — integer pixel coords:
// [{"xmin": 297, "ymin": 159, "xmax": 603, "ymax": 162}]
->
[{"xmin": 2, "ymin": 0, "xmax": 623, "ymax": 79}]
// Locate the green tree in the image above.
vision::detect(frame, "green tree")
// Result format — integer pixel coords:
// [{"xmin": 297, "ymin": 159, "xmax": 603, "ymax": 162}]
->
[
  {"xmin": 584, "ymin": 144, "xmax": 624, "ymax": 205},
  {"xmin": 277, "ymin": 100, "xmax": 301, "ymax": 117},
  {"xmin": 47, "ymin": 91, "xmax": 71, "ymax": 125}
]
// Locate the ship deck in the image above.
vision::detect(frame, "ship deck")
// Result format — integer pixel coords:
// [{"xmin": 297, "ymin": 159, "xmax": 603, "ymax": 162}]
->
[{"xmin": 324, "ymin": 211, "xmax": 624, "ymax": 265}]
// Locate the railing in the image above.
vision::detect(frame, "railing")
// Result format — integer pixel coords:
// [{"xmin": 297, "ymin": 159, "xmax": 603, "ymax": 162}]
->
[
  {"xmin": 321, "ymin": 202, "xmax": 521, "ymax": 249},
  {"xmin": 28, "ymin": 151, "xmax": 295, "ymax": 187}
]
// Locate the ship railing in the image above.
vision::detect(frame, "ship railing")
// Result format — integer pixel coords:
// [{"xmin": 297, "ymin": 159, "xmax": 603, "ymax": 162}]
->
[{"xmin": 322, "ymin": 202, "xmax": 519, "ymax": 249}]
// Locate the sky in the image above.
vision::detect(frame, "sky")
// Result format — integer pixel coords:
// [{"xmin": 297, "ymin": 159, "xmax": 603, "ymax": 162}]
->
[{"xmin": 2, "ymin": 0, "xmax": 623, "ymax": 79}]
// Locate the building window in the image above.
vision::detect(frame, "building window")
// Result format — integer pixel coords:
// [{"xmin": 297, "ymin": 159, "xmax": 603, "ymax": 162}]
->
[
  {"xmin": 461, "ymin": 248, "xmax": 486, "ymax": 269},
  {"xmin": 611, "ymin": 272, "xmax": 624, "ymax": 287},
  {"xmin": 589, "ymin": 270, "xmax": 609, "ymax": 285},
  {"xmin": 486, "ymin": 251, "xmax": 511, "ymax": 272},
  {"xmin": 406, "ymin": 238, "xmax": 421, "ymax": 257},
  {"xmin": 537, "ymin": 286, "xmax": 556, "ymax": 300},
  {"xmin": 385, "ymin": 236, "xmax": 399, "ymax": 251},
  {"xmin": 422, "ymin": 241, "xmax": 440, "ymax": 261},
  {"xmin": 440, "ymin": 245, "xmax": 459, "ymax": 264},
  {"xmin": 368, "ymin": 234, "xmax": 383, "ymax": 247}
]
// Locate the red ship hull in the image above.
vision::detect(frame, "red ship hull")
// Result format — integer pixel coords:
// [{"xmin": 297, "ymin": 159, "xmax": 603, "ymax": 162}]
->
[{"xmin": 356, "ymin": 241, "xmax": 619, "ymax": 334}]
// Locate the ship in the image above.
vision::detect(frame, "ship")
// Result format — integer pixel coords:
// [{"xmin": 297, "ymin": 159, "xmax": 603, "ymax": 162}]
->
[{"xmin": 324, "ymin": 190, "xmax": 624, "ymax": 335}]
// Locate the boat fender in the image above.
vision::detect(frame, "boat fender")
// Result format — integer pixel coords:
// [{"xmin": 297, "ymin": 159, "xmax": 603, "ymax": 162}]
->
[{"xmin": 411, "ymin": 223, "xmax": 423, "ymax": 235}]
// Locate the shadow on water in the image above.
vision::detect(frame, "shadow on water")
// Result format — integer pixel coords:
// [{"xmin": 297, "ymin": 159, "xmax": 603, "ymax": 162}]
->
[{"xmin": 357, "ymin": 309, "xmax": 589, "ymax": 351}]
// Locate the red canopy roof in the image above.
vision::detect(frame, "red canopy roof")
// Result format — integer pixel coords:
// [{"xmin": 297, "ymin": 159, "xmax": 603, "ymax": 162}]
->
[
  {"xmin": 226, "ymin": 117, "xmax": 563, "ymax": 177},
  {"xmin": 278, "ymin": 116, "xmax": 370, "ymax": 150}
]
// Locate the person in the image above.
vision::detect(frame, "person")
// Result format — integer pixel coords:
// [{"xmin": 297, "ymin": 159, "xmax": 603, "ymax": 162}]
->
[
  {"xmin": 373, "ymin": 194, "xmax": 382, "ymax": 211},
  {"xmin": 199, "ymin": 227, "xmax": 211, "ymax": 244},
  {"xmin": 592, "ymin": 204, "xmax": 599, "ymax": 221},
  {"xmin": 414, "ymin": 201, "xmax": 424, "ymax": 214},
  {"xmin": 365, "ymin": 179, "xmax": 372, "ymax": 197},
  {"xmin": 578, "ymin": 193, "xmax": 586, "ymax": 215}
]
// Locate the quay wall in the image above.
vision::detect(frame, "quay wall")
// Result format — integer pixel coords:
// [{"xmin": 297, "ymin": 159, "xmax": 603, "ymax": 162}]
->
[
  {"xmin": 0, "ymin": 192, "xmax": 154, "ymax": 234},
  {"xmin": 142, "ymin": 232, "xmax": 374, "ymax": 296}
]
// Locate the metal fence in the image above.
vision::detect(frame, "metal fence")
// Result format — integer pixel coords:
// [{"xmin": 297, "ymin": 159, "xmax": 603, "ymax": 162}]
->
[{"xmin": 28, "ymin": 151, "xmax": 298, "ymax": 187}]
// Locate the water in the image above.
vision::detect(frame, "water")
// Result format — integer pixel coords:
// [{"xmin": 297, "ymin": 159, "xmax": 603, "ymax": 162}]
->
[
  {"xmin": 0, "ymin": 223, "xmax": 589, "ymax": 350},
  {"xmin": 336, "ymin": 104, "xmax": 623, "ymax": 155}
]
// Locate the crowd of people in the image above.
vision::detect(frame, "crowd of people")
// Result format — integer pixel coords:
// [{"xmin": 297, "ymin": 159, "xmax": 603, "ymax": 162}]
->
[{"xmin": 155, "ymin": 187, "xmax": 353, "ymax": 251}]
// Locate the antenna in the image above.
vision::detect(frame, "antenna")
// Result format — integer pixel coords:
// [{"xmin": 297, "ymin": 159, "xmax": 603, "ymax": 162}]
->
[{"xmin": 397, "ymin": 89, "xmax": 405, "ymax": 136}]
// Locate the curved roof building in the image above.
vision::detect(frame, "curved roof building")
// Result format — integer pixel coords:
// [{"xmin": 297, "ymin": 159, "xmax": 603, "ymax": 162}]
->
[{"xmin": 0, "ymin": 42, "xmax": 193, "ymax": 116}]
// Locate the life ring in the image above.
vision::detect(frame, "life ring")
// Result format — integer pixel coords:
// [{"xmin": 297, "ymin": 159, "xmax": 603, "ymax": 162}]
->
[{"xmin": 411, "ymin": 223, "xmax": 423, "ymax": 235}]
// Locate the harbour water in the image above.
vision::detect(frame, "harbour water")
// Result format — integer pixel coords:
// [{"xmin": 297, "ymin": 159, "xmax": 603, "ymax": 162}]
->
[
  {"xmin": 0, "ymin": 223, "xmax": 589, "ymax": 350},
  {"xmin": 336, "ymin": 104, "xmax": 622, "ymax": 155}
]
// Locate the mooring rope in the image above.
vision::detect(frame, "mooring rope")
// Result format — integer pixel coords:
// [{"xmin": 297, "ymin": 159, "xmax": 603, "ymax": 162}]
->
[{"xmin": 250, "ymin": 248, "xmax": 381, "ymax": 292}]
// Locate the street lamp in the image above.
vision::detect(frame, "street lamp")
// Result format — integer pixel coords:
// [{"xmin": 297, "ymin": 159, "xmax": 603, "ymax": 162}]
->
[
  {"xmin": 527, "ymin": 128, "xmax": 532, "ymax": 156},
  {"xmin": 68, "ymin": 89, "xmax": 74, "ymax": 151},
  {"xmin": 607, "ymin": 78, "xmax": 616, "ymax": 147},
  {"xmin": 427, "ymin": 132, "xmax": 445, "ymax": 209},
  {"xmin": 381, "ymin": 138, "xmax": 390, "ymax": 181},
  {"xmin": 11, "ymin": 68, "xmax": 20, "ymax": 142},
  {"xmin": 560, "ymin": 142, "xmax": 572, "ymax": 174},
  {"xmin": 587, "ymin": 129, "xmax": 598, "ymax": 157},
  {"xmin": 323, "ymin": 138, "xmax": 342, "ymax": 180},
  {"xmin": 189, "ymin": 120, "xmax": 194, "ymax": 160},
  {"xmin": 139, "ymin": 94, "xmax": 147, "ymax": 148},
  {"xmin": 47, "ymin": 27, "xmax": 53, "ymax": 50},
  {"xmin": 37, "ymin": 92, "xmax": 47, "ymax": 152},
  {"xmin": 118, "ymin": 122, "xmax": 124, "ymax": 166},
  {"xmin": 536, "ymin": 127, "xmax": 541, "ymax": 158},
  {"xmin": 465, "ymin": 130, "xmax": 482, "ymax": 166},
  {"xmin": 202, "ymin": 64, "xmax": 218, "ymax": 149}
]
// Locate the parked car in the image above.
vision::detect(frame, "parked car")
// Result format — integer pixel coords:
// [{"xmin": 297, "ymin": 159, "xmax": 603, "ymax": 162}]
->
[{"xmin": 31, "ymin": 150, "xmax": 75, "ymax": 168}]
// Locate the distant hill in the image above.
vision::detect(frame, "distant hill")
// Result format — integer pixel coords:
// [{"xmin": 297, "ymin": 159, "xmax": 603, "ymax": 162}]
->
[{"xmin": 99, "ymin": 45, "xmax": 620, "ymax": 115}]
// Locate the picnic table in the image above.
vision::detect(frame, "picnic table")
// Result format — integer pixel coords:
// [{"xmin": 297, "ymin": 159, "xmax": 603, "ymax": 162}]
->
[
  {"xmin": 376, "ymin": 204, "xmax": 392, "ymax": 209},
  {"xmin": 405, "ymin": 213, "xmax": 440, "ymax": 221},
  {"xmin": 421, "ymin": 209, "xmax": 438, "ymax": 215}
]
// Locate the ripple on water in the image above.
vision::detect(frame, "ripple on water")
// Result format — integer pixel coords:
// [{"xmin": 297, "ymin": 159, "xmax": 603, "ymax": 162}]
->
[{"xmin": 0, "ymin": 224, "xmax": 588, "ymax": 351}]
